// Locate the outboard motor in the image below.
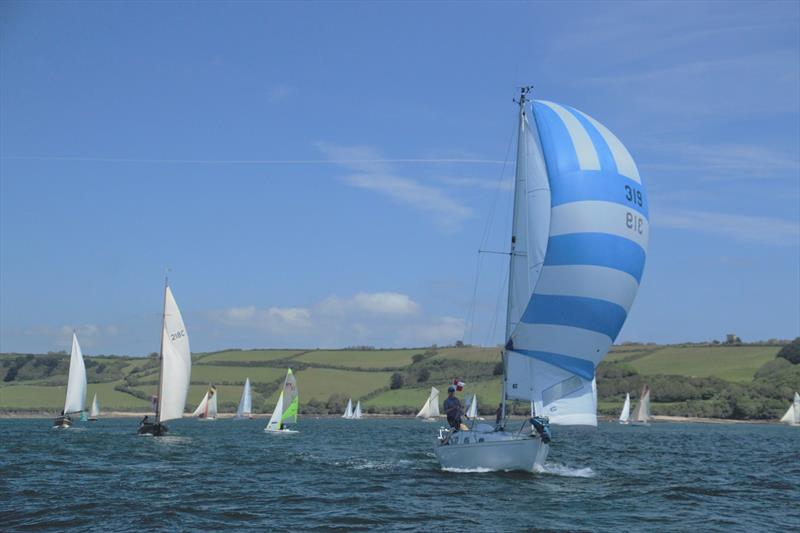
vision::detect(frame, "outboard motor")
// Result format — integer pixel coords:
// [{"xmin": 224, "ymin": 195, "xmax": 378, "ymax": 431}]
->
[{"xmin": 531, "ymin": 416, "xmax": 551, "ymax": 444}]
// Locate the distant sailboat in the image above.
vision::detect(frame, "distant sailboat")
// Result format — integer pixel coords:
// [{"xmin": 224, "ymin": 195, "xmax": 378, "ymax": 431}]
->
[
  {"xmin": 138, "ymin": 280, "xmax": 192, "ymax": 436},
  {"xmin": 342, "ymin": 398, "xmax": 354, "ymax": 419},
  {"xmin": 631, "ymin": 386, "xmax": 651, "ymax": 426},
  {"xmin": 619, "ymin": 393, "xmax": 631, "ymax": 424},
  {"xmin": 192, "ymin": 385, "xmax": 218, "ymax": 420},
  {"xmin": 265, "ymin": 369, "xmax": 299, "ymax": 433},
  {"xmin": 434, "ymin": 87, "xmax": 648, "ymax": 472},
  {"xmin": 235, "ymin": 378, "xmax": 253, "ymax": 419},
  {"xmin": 53, "ymin": 333, "xmax": 87, "ymax": 429},
  {"xmin": 353, "ymin": 401, "xmax": 362, "ymax": 419},
  {"xmin": 466, "ymin": 394, "xmax": 482, "ymax": 420},
  {"xmin": 416, "ymin": 387, "xmax": 440, "ymax": 421},
  {"xmin": 88, "ymin": 393, "xmax": 100, "ymax": 421},
  {"xmin": 780, "ymin": 392, "xmax": 800, "ymax": 426}
]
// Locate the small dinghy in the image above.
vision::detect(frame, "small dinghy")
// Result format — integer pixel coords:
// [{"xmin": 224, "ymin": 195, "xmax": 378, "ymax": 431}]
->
[
  {"xmin": 416, "ymin": 387, "xmax": 440, "ymax": 422},
  {"xmin": 630, "ymin": 386, "xmax": 651, "ymax": 426},
  {"xmin": 88, "ymin": 393, "xmax": 100, "ymax": 421},
  {"xmin": 192, "ymin": 385, "xmax": 218, "ymax": 420},
  {"xmin": 465, "ymin": 394, "xmax": 483, "ymax": 421},
  {"xmin": 780, "ymin": 392, "xmax": 800, "ymax": 426},
  {"xmin": 342, "ymin": 398, "xmax": 354, "ymax": 419},
  {"xmin": 235, "ymin": 378, "xmax": 253, "ymax": 419},
  {"xmin": 353, "ymin": 401, "xmax": 362, "ymax": 419},
  {"xmin": 138, "ymin": 279, "xmax": 192, "ymax": 436},
  {"xmin": 53, "ymin": 333, "xmax": 87, "ymax": 429},
  {"xmin": 619, "ymin": 393, "xmax": 631, "ymax": 424},
  {"xmin": 265, "ymin": 369, "xmax": 299, "ymax": 434}
]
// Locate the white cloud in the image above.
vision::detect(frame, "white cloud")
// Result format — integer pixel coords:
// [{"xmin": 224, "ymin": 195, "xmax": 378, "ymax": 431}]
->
[
  {"xmin": 652, "ymin": 208, "xmax": 800, "ymax": 246},
  {"xmin": 14, "ymin": 323, "xmax": 121, "ymax": 351},
  {"xmin": 266, "ymin": 84, "xmax": 292, "ymax": 104},
  {"xmin": 211, "ymin": 291, "xmax": 462, "ymax": 347},
  {"xmin": 318, "ymin": 142, "xmax": 473, "ymax": 232}
]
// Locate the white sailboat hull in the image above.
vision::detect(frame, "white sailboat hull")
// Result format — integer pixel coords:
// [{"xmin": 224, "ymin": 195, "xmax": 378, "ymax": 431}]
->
[
  {"xmin": 434, "ymin": 430, "xmax": 549, "ymax": 472},
  {"xmin": 264, "ymin": 428, "xmax": 299, "ymax": 434}
]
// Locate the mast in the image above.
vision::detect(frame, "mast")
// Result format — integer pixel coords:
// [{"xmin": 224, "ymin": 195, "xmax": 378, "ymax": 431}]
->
[
  {"xmin": 502, "ymin": 86, "xmax": 532, "ymax": 422},
  {"xmin": 155, "ymin": 275, "xmax": 168, "ymax": 424}
]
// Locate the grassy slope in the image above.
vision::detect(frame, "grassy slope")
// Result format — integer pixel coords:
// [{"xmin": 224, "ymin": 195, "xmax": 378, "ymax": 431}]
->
[{"xmin": 0, "ymin": 343, "xmax": 791, "ymax": 415}]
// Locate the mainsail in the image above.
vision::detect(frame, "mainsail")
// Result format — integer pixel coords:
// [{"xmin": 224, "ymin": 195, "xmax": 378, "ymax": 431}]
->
[
  {"xmin": 192, "ymin": 385, "xmax": 218, "ymax": 419},
  {"xmin": 89, "ymin": 393, "xmax": 100, "ymax": 419},
  {"xmin": 619, "ymin": 392, "xmax": 631, "ymax": 424},
  {"xmin": 466, "ymin": 394, "xmax": 478, "ymax": 419},
  {"xmin": 236, "ymin": 378, "xmax": 252, "ymax": 419},
  {"xmin": 632, "ymin": 385, "xmax": 651, "ymax": 423},
  {"xmin": 504, "ymin": 95, "xmax": 648, "ymax": 427},
  {"xmin": 353, "ymin": 401, "xmax": 362, "ymax": 419},
  {"xmin": 157, "ymin": 286, "xmax": 192, "ymax": 423},
  {"xmin": 780, "ymin": 392, "xmax": 800, "ymax": 426},
  {"xmin": 266, "ymin": 369, "xmax": 298, "ymax": 430},
  {"xmin": 63, "ymin": 333, "xmax": 87, "ymax": 415},
  {"xmin": 416, "ymin": 387, "xmax": 440, "ymax": 419},
  {"xmin": 342, "ymin": 399, "xmax": 354, "ymax": 419}
]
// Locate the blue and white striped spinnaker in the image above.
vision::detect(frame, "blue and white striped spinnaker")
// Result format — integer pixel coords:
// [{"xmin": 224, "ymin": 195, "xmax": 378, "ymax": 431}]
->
[{"xmin": 504, "ymin": 99, "xmax": 648, "ymax": 426}]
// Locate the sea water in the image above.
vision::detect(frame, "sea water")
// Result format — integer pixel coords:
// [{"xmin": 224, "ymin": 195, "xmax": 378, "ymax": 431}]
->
[{"xmin": 0, "ymin": 418, "xmax": 797, "ymax": 531}]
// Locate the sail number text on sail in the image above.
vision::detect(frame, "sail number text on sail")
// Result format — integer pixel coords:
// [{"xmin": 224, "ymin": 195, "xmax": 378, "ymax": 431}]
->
[
  {"xmin": 624, "ymin": 185, "xmax": 645, "ymax": 235},
  {"xmin": 170, "ymin": 329, "xmax": 186, "ymax": 341}
]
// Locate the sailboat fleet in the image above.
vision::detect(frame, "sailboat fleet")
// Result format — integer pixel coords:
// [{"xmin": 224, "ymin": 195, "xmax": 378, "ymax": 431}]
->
[{"xmin": 40, "ymin": 89, "xmax": 795, "ymax": 480}]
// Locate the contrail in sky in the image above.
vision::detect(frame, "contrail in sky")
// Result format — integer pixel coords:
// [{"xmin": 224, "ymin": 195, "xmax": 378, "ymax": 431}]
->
[{"xmin": 1, "ymin": 156, "xmax": 505, "ymax": 165}]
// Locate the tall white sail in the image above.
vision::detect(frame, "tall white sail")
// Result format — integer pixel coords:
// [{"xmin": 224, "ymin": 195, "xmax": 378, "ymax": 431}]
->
[
  {"xmin": 416, "ymin": 387, "xmax": 440, "ymax": 419},
  {"xmin": 619, "ymin": 393, "xmax": 631, "ymax": 423},
  {"xmin": 342, "ymin": 398, "xmax": 354, "ymax": 419},
  {"xmin": 236, "ymin": 378, "xmax": 252, "ymax": 418},
  {"xmin": 157, "ymin": 286, "xmax": 192, "ymax": 423},
  {"xmin": 504, "ymin": 98, "xmax": 648, "ymax": 427},
  {"xmin": 63, "ymin": 333, "xmax": 87, "ymax": 415},
  {"xmin": 353, "ymin": 401, "xmax": 362, "ymax": 419},
  {"xmin": 466, "ymin": 394, "xmax": 478, "ymax": 419},
  {"xmin": 780, "ymin": 392, "xmax": 800, "ymax": 425},
  {"xmin": 266, "ymin": 390, "xmax": 284, "ymax": 430},
  {"xmin": 632, "ymin": 386, "xmax": 651, "ymax": 423},
  {"xmin": 89, "ymin": 393, "xmax": 100, "ymax": 419}
]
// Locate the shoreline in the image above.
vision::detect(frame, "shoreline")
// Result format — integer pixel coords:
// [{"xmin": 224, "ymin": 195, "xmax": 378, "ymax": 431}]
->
[{"xmin": 0, "ymin": 411, "xmax": 783, "ymax": 424}]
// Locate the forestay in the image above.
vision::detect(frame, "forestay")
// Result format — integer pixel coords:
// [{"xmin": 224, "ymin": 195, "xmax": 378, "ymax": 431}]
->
[
  {"xmin": 63, "ymin": 333, "xmax": 87, "ymax": 415},
  {"xmin": 158, "ymin": 286, "xmax": 192, "ymax": 423},
  {"xmin": 505, "ymin": 99, "xmax": 648, "ymax": 426}
]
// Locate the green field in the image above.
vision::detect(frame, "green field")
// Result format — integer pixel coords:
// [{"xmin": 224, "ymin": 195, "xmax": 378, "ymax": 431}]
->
[
  {"xmin": 628, "ymin": 346, "xmax": 779, "ymax": 382},
  {"xmin": 294, "ymin": 349, "xmax": 423, "ymax": 369},
  {"xmin": 1, "ymin": 342, "xmax": 795, "ymax": 419}
]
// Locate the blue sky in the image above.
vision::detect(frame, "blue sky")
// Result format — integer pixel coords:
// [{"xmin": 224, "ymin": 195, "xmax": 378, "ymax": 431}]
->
[{"xmin": 1, "ymin": 1, "xmax": 798, "ymax": 355}]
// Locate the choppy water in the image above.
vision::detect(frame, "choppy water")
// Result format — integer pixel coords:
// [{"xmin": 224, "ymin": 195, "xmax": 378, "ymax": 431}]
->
[{"xmin": 1, "ymin": 418, "xmax": 797, "ymax": 531}]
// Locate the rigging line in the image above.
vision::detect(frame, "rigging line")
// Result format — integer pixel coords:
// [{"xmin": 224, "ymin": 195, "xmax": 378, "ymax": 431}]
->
[
  {"xmin": 486, "ymin": 261, "xmax": 510, "ymax": 348},
  {"xmin": 1, "ymin": 155, "xmax": 506, "ymax": 165},
  {"xmin": 465, "ymin": 251, "xmax": 482, "ymax": 346}
]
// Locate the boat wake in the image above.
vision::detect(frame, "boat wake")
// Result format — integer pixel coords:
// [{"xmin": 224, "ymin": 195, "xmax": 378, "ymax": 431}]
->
[
  {"xmin": 440, "ymin": 467, "xmax": 494, "ymax": 474},
  {"xmin": 534, "ymin": 462, "xmax": 595, "ymax": 478}
]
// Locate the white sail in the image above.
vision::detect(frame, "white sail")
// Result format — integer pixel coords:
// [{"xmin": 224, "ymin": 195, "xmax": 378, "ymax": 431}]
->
[
  {"xmin": 89, "ymin": 393, "xmax": 100, "ymax": 419},
  {"xmin": 619, "ymin": 392, "xmax": 631, "ymax": 423},
  {"xmin": 780, "ymin": 392, "xmax": 800, "ymax": 425},
  {"xmin": 504, "ymin": 99, "xmax": 648, "ymax": 427},
  {"xmin": 192, "ymin": 390, "xmax": 209, "ymax": 417},
  {"xmin": 236, "ymin": 378, "xmax": 252, "ymax": 418},
  {"xmin": 353, "ymin": 401, "xmax": 362, "ymax": 419},
  {"xmin": 63, "ymin": 333, "xmax": 87, "ymax": 415},
  {"xmin": 466, "ymin": 394, "xmax": 478, "ymax": 419},
  {"xmin": 342, "ymin": 398, "xmax": 353, "ymax": 419},
  {"xmin": 416, "ymin": 387, "xmax": 440, "ymax": 419},
  {"xmin": 266, "ymin": 390, "xmax": 284, "ymax": 431},
  {"xmin": 632, "ymin": 386, "xmax": 651, "ymax": 423},
  {"xmin": 158, "ymin": 286, "xmax": 192, "ymax": 423}
]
